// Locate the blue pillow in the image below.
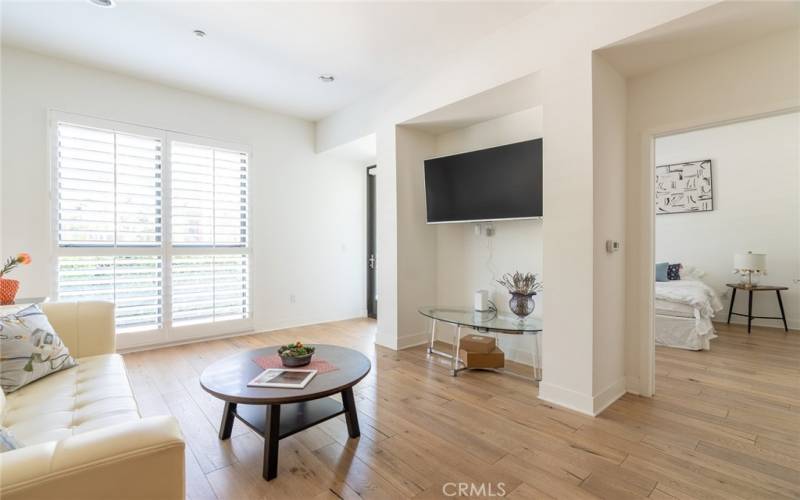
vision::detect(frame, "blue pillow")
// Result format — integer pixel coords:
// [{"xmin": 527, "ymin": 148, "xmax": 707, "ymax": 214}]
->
[{"xmin": 655, "ymin": 262, "xmax": 669, "ymax": 282}]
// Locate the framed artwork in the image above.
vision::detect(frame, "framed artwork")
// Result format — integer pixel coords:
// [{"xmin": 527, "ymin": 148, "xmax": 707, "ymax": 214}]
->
[{"xmin": 655, "ymin": 159, "xmax": 713, "ymax": 214}]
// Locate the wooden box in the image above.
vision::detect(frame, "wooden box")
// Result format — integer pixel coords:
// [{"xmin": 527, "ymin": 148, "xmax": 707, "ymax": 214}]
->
[
  {"xmin": 459, "ymin": 334, "xmax": 495, "ymax": 354},
  {"xmin": 458, "ymin": 347, "xmax": 504, "ymax": 369}
]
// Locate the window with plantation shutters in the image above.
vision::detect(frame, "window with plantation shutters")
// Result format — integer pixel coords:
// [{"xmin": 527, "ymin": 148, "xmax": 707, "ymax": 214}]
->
[{"xmin": 52, "ymin": 113, "xmax": 251, "ymax": 346}]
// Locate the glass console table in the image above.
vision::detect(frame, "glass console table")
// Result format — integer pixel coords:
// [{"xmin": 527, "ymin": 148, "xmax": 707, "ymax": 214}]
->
[{"xmin": 418, "ymin": 307, "xmax": 543, "ymax": 381}]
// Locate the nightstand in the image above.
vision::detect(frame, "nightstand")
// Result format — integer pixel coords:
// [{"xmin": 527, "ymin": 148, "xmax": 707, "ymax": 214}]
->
[{"xmin": 725, "ymin": 284, "xmax": 788, "ymax": 333}]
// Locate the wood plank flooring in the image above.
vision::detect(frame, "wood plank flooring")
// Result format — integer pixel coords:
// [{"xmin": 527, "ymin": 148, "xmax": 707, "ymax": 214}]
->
[{"xmin": 124, "ymin": 321, "xmax": 800, "ymax": 499}]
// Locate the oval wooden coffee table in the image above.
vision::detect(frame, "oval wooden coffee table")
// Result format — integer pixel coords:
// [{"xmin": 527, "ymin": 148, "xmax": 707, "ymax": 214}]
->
[{"xmin": 200, "ymin": 344, "xmax": 371, "ymax": 481}]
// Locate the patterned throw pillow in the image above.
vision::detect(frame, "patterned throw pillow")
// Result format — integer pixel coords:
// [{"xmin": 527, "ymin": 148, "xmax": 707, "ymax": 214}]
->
[
  {"xmin": 0, "ymin": 305, "xmax": 78, "ymax": 393},
  {"xmin": 667, "ymin": 263, "xmax": 682, "ymax": 280},
  {"xmin": 0, "ymin": 427, "xmax": 22, "ymax": 452}
]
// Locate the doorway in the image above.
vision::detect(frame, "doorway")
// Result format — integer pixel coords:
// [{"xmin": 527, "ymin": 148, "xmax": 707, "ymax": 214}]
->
[
  {"xmin": 366, "ymin": 166, "xmax": 377, "ymax": 319},
  {"xmin": 651, "ymin": 111, "xmax": 800, "ymax": 393}
]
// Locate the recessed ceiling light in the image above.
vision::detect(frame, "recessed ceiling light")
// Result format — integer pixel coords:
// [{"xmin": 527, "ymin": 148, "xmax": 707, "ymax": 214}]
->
[
  {"xmin": 193, "ymin": 30, "xmax": 207, "ymax": 38},
  {"xmin": 88, "ymin": 0, "xmax": 115, "ymax": 7},
  {"xmin": 319, "ymin": 75, "xmax": 335, "ymax": 83}
]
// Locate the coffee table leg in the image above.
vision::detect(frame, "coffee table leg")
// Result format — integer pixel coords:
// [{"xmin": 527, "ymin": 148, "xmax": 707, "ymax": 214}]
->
[
  {"xmin": 219, "ymin": 402, "xmax": 237, "ymax": 440},
  {"xmin": 341, "ymin": 388, "xmax": 361, "ymax": 438},
  {"xmin": 263, "ymin": 404, "xmax": 281, "ymax": 481},
  {"xmin": 747, "ymin": 290, "xmax": 754, "ymax": 334}
]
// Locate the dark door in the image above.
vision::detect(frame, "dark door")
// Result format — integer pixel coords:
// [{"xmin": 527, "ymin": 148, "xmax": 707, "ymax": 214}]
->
[{"xmin": 366, "ymin": 166, "xmax": 377, "ymax": 319}]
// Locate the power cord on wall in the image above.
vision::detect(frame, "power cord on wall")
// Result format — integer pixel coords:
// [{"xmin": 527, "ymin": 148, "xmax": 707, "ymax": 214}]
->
[{"xmin": 486, "ymin": 229, "xmax": 498, "ymax": 284}]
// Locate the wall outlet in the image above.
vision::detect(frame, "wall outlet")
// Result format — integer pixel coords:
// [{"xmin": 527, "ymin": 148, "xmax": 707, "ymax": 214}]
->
[{"xmin": 289, "ymin": 294, "xmax": 296, "ymax": 304}]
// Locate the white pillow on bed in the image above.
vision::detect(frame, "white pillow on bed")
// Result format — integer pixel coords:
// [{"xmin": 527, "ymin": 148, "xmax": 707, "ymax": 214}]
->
[{"xmin": 679, "ymin": 265, "xmax": 706, "ymax": 281}]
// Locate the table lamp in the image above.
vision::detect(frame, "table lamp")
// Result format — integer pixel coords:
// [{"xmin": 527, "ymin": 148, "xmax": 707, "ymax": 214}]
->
[{"xmin": 734, "ymin": 252, "xmax": 767, "ymax": 288}]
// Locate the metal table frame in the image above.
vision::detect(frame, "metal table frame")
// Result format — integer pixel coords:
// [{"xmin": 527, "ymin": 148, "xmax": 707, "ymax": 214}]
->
[
  {"xmin": 726, "ymin": 284, "xmax": 790, "ymax": 333},
  {"xmin": 420, "ymin": 308, "xmax": 542, "ymax": 381}
]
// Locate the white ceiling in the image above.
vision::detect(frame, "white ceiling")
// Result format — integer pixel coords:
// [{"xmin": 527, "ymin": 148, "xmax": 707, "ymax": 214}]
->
[
  {"xmin": 599, "ymin": 1, "xmax": 800, "ymax": 78},
  {"xmin": 403, "ymin": 71, "xmax": 541, "ymax": 135},
  {"xmin": 1, "ymin": 1, "xmax": 542, "ymax": 121}
]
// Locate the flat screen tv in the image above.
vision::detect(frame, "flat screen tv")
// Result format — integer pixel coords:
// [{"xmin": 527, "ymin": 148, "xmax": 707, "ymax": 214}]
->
[{"xmin": 424, "ymin": 139, "xmax": 542, "ymax": 223}]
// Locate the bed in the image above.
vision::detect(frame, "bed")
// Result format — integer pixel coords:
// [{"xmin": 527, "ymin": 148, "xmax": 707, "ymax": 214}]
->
[{"xmin": 655, "ymin": 277, "xmax": 724, "ymax": 350}]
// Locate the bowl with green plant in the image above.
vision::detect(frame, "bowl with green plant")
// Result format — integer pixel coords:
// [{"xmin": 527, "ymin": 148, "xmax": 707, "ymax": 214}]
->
[{"xmin": 277, "ymin": 341, "xmax": 315, "ymax": 367}]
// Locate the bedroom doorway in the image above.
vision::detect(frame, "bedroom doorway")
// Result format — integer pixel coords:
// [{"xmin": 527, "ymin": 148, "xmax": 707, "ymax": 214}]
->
[{"xmin": 652, "ymin": 111, "xmax": 800, "ymax": 385}]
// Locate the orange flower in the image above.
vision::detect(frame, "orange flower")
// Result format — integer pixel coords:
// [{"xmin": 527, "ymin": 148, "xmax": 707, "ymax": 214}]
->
[{"xmin": 16, "ymin": 253, "xmax": 31, "ymax": 265}]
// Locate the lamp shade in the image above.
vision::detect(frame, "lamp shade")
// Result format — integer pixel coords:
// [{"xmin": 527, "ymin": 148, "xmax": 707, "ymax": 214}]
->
[{"xmin": 734, "ymin": 252, "xmax": 766, "ymax": 272}]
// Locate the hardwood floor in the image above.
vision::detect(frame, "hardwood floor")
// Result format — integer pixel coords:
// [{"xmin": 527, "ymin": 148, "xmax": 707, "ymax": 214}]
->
[{"xmin": 124, "ymin": 320, "xmax": 800, "ymax": 499}]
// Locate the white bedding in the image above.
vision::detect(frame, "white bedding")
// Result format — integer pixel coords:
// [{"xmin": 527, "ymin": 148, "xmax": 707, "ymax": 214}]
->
[
  {"xmin": 655, "ymin": 300, "xmax": 695, "ymax": 318},
  {"xmin": 655, "ymin": 279, "xmax": 724, "ymax": 350}
]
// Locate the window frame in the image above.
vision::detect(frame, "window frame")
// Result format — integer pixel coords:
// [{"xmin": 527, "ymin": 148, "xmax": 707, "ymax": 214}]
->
[{"xmin": 49, "ymin": 111, "xmax": 253, "ymax": 349}]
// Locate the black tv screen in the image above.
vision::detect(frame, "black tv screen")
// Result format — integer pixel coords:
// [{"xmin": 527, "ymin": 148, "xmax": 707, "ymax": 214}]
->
[{"xmin": 424, "ymin": 139, "xmax": 542, "ymax": 223}]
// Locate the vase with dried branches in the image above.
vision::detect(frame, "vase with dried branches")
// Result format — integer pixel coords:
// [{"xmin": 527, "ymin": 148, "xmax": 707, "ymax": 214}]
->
[{"xmin": 496, "ymin": 271, "xmax": 542, "ymax": 320}]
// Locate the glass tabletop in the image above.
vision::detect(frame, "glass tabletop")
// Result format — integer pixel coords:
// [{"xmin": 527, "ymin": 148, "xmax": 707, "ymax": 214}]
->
[{"xmin": 418, "ymin": 306, "xmax": 543, "ymax": 334}]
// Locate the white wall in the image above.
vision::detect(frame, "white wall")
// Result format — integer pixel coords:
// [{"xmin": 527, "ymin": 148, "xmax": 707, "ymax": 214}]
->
[
  {"xmin": 317, "ymin": 2, "xmax": 712, "ymax": 416},
  {"xmin": 0, "ymin": 46, "xmax": 366, "ymax": 340},
  {"xmin": 432, "ymin": 107, "xmax": 544, "ymax": 364},
  {"xmin": 625, "ymin": 28, "xmax": 800, "ymax": 395},
  {"xmin": 655, "ymin": 112, "xmax": 800, "ymax": 329},
  {"xmin": 591, "ymin": 54, "xmax": 628, "ymax": 412},
  {"xmin": 395, "ymin": 126, "xmax": 438, "ymax": 348}
]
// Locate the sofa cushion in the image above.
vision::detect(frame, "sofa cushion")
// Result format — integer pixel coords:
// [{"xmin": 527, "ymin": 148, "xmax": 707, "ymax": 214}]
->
[
  {"xmin": 0, "ymin": 305, "xmax": 78, "ymax": 393},
  {"xmin": 1, "ymin": 354, "xmax": 140, "ymax": 446}
]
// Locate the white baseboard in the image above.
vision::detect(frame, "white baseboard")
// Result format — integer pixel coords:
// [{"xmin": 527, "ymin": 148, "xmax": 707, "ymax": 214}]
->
[
  {"xmin": 118, "ymin": 314, "xmax": 368, "ymax": 354},
  {"xmin": 119, "ymin": 328, "xmax": 257, "ymax": 354},
  {"xmin": 504, "ymin": 347, "xmax": 534, "ymax": 366},
  {"xmin": 259, "ymin": 311, "xmax": 367, "ymax": 332},
  {"xmin": 538, "ymin": 377, "xmax": 627, "ymax": 417},
  {"xmin": 397, "ymin": 331, "xmax": 429, "ymax": 350},
  {"xmin": 538, "ymin": 382, "xmax": 595, "ymax": 416},
  {"xmin": 593, "ymin": 377, "xmax": 627, "ymax": 415},
  {"xmin": 625, "ymin": 375, "xmax": 641, "ymax": 395},
  {"xmin": 720, "ymin": 317, "xmax": 799, "ymax": 331}
]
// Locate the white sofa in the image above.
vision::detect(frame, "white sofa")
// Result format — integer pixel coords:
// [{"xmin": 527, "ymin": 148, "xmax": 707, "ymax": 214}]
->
[{"xmin": 0, "ymin": 301, "xmax": 185, "ymax": 500}]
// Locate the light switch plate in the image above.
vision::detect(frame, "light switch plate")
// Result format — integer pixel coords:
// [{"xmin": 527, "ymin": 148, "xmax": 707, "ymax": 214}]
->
[{"xmin": 606, "ymin": 240, "xmax": 621, "ymax": 253}]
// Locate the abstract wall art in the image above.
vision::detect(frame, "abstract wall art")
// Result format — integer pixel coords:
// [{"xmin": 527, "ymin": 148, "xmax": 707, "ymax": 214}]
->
[{"xmin": 655, "ymin": 159, "xmax": 713, "ymax": 214}]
